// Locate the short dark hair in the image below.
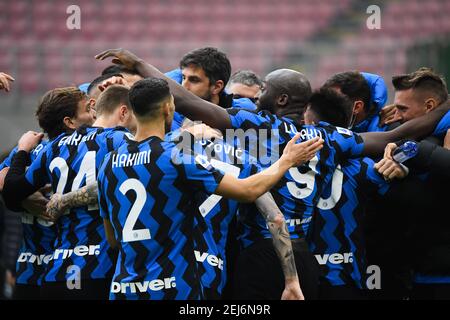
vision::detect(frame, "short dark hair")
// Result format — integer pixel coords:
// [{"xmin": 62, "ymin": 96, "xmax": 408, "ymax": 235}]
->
[
  {"xmin": 87, "ymin": 73, "xmax": 123, "ymax": 96},
  {"xmin": 229, "ymin": 70, "xmax": 262, "ymax": 87},
  {"xmin": 95, "ymin": 85, "xmax": 130, "ymax": 116},
  {"xmin": 36, "ymin": 87, "xmax": 86, "ymax": 139},
  {"xmin": 101, "ymin": 64, "xmax": 139, "ymax": 76},
  {"xmin": 180, "ymin": 47, "xmax": 231, "ymax": 90},
  {"xmin": 323, "ymin": 71, "xmax": 371, "ymax": 112},
  {"xmin": 129, "ymin": 78, "xmax": 171, "ymax": 118},
  {"xmin": 308, "ymin": 87, "xmax": 353, "ymax": 128},
  {"xmin": 392, "ymin": 67, "xmax": 448, "ymax": 104}
]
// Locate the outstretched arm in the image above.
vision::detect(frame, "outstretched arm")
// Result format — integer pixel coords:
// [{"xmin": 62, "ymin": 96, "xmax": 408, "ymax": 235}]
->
[
  {"xmin": 254, "ymin": 192, "xmax": 304, "ymax": 300},
  {"xmin": 360, "ymin": 99, "xmax": 450, "ymax": 157},
  {"xmin": 95, "ymin": 49, "xmax": 232, "ymax": 131}
]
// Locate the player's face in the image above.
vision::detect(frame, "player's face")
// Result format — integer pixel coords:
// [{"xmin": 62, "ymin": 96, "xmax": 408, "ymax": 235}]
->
[
  {"xmin": 228, "ymin": 83, "xmax": 260, "ymax": 100},
  {"xmin": 181, "ymin": 65, "xmax": 213, "ymax": 102},
  {"xmin": 256, "ymin": 81, "xmax": 277, "ymax": 113},
  {"xmin": 393, "ymin": 89, "xmax": 428, "ymax": 123},
  {"xmin": 73, "ymin": 98, "xmax": 96, "ymax": 128}
]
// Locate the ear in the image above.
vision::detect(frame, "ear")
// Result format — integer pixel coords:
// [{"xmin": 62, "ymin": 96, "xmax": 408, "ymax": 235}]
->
[
  {"xmin": 353, "ymin": 100, "xmax": 365, "ymax": 115},
  {"xmin": 211, "ymin": 80, "xmax": 225, "ymax": 95},
  {"xmin": 63, "ymin": 116, "xmax": 76, "ymax": 130},
  {"xmin": 119, "ymin": 105, "xmax": 128, "ymax": 120},
  {"xmin": 424, "ymin": 98, "xmax": 437, "ymax": 112},
  {"xmin": 277, "ymin": 94, "xmax": 289, "ymax": 107}
]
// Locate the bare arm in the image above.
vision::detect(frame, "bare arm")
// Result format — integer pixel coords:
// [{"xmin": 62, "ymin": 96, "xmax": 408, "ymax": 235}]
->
[
  {"xmin": 215, "ymin": 135, "xmax": 323, "ymax": 202},
  {"xmin": 254, "ymin": 192, "xmax": 304, "ymax": 300},
  {"xmin": 46, "ymin": 183, "xmax": 98, "ymax": 220},
  {"xmin": 95, "ymin": 49, "xmax": 232, "ymax": 131},
  {"xmin": 360, "ymin": 99, "xmax": 450, "ymax": 157}
]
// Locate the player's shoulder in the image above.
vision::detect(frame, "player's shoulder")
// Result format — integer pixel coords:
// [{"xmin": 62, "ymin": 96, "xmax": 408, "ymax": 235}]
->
[
  {"xmin": 101, "ymin": 126, "xmax": 132, "ymax": 138},
  {"xmin": 317, "ymin": 122, "xmax": 361, "ymax": 142}
]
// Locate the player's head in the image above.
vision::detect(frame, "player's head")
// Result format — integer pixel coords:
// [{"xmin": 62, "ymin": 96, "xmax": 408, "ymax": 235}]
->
[
  {"xmin": 180, "ymin": 47, "xmax": 231, "ymax": 104},
  {"xmin": 323, "ymin": 71, "xmax": 371, "ymax": 127},
  {"xmin": 256, "ymin": 69, "xmax": 311, "ymax": 116},
  {"xmin": 129, "ymin": 78, "xmax": 174, "ymax": 132},
  {"xmin": 102, "ymin": 64, "xmax": 143, "ymax": 86},
  {"xmin": 303, "ymin": 87, "xmax": 353, "ymax": 128},
  {"xmin": 392, "ymin": 67, "xmax": 448, "ymax": 123},
  {"xmin": 226, "ymin": 70, "xmax": 262, "ymax": 101},
  {"xmin": 36, "ymin": 87, "xmax": 95, "ymax": 139},
  {"xmin": 95, "ymin": 85, "xmax": 137, "ymax": 134},
  {"xmin": 87, "ymin": 73, "xmax": 124, "ymax": 100}
]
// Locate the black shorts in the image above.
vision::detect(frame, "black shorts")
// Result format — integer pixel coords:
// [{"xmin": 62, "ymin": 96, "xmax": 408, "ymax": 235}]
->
[
  {"xmin": 40, "ymin": 278, "xmax": 111, "ymax": 300},
  {"xmin": 13, "ymin": 284, "xmax": 41, "ymax": 300},
  {"xmin": 232, "ymin": 238, "xmax": 319, "ymax": 300}
]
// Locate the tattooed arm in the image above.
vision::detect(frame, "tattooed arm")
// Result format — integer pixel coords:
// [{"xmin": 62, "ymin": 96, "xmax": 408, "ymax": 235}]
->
[
  {"xmin": 46, "ymin": 183, "xmax": 98, "ymax": 221},
  {"xmin": 254, "ymin": 192, "xmax": 304, "ymax": 300}
]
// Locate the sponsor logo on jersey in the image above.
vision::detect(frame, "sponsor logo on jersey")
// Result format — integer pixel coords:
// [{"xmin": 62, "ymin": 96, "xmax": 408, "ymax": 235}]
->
[
  {"xmin": 111, "ymin": 277, "xmax": 176, "ymax": 294},
  {"xmin": 315, "ymin": 252, "xmax": 354, "ymax": 265}
]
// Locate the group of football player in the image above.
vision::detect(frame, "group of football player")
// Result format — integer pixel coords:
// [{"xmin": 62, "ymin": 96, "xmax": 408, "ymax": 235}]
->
[{"xmin": 0, "ymin": 46, "xmax": 449, "ymax": 300}]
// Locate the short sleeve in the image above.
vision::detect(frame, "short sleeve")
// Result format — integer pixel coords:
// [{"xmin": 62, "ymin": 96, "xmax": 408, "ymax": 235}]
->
[
  {"xmin": 328, "ymin": 126, "xmax": 365, "ymax": 161},
  {"xmin": 173, "ymin": 151, "xmax": 224, "ymax": 195},
  {"xmin": 227, "ymin": 108, "xmax": 269, "ymax": 130},
  {"xmin": 24, "ymin": 146, "xmax": 50, "ymax": 189}
]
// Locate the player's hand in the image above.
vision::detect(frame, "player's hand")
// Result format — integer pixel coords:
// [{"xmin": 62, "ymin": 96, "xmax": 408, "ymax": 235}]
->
[
  {"xmin": 22, "ymin": 191, "xmax": 53, "ymax": 221},
  {"xmin": 383, "ymin": 143, "xmax": 398, "ymax": 160},
  {"xmin": 98, "ymin": 76, "xmax": 128, "ymax": 92},
  {"xmin": 374, "ymin": 158, "xmax": 408, "ymax": 180},
  {"xmin": 46, "ymin": 193, "xmax": 66, "ymax": 221},
  {"xmin": 379, "ymin": 104, "xmax": 401, "ymax": 126},
  {"xmin": 17, "ymin": 131, "xmax": 44, "ymax": 152},
  {"xmin": 444, "ymin": 129, "xmax": 450, "ymax": 150},
  {"xmin": 281, "ymin": 279, "xmax": 305, "ymax": 300},
  {"xmin": 283, "ymin": 134, "xmax": 323, "ymax": 167},
  {"xmin": 95, "ymin": 48, "xmax": 141, "ymax": 70},
  {"xmin": 0, "ymin": 72, "xmax": 15, "ymax": 92},
  {"xmin": 183, "ymin": 123, "xmax": 223, "ymax": 140}
]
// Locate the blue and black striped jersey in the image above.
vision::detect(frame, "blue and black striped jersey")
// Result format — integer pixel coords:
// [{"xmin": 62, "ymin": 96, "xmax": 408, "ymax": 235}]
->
[
  {"xmin": 97, "ymin": 136, "xmax": 224, "ymax": 300},
  {"xmin": 24, "ymin": 126, "xmax": 131, "ymax": 283},
  {"xmin": 309, "ymin": 157, "xmax": 389, "ymax": 289},
  {"xmin": 227, "ymin": 109, "xmax": 365, "ymax": 247},
  {"xmin": 169, "ymin": 132, "xmax": 260, "ymax": 298},
  {"xmin": 1, "ymin": 141, "xmax": 57, "ymax": 285}
]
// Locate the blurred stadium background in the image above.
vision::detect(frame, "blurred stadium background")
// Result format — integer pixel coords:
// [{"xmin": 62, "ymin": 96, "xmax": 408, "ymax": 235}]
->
[{"xmin": 0, "ymin": 0, "xmax": 449, "ymax": 151}]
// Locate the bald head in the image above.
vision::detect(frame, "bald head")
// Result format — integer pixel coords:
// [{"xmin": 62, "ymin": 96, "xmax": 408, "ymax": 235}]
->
[{"xmin": 257, "ymin": 69, "xmax": 311, "ymax": 116}]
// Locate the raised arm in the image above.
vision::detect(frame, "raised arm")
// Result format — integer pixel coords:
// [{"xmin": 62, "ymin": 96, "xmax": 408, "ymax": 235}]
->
[
  {"xmin": 95, "ymin": 48, "xmax": 232, "ymax": 131},
  {"xmin": 254, "ymin": 192, "xmax": 304, "ymax": 300},
  {"xmin": 360, "ymin": 99, "xmax": 450, "ymax": 157}
]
